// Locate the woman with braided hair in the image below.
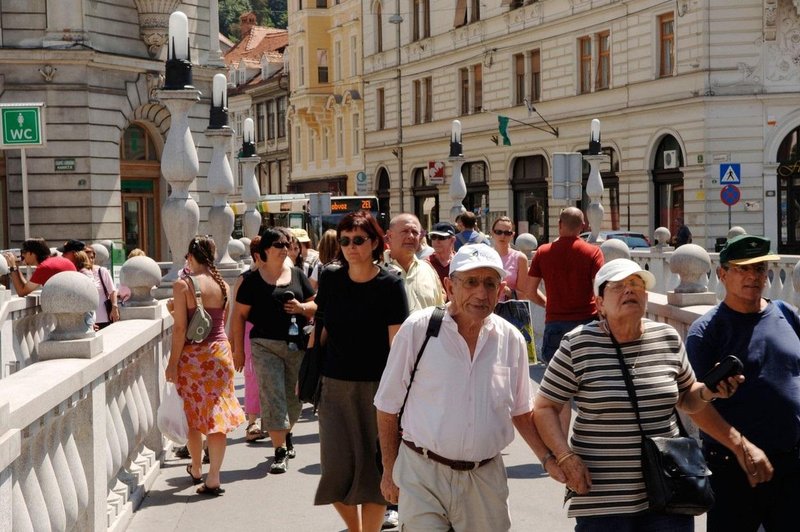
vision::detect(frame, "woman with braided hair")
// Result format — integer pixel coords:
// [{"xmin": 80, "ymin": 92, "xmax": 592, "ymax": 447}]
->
[{"xmin": 166, "ymin": 236, "xmax": 245, "ymax": 496}]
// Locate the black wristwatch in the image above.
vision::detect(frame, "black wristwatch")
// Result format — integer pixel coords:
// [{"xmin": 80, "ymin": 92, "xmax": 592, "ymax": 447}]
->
[{"xmin": 8, "ymin": 265, "xmax": 18, "ymax": 273}]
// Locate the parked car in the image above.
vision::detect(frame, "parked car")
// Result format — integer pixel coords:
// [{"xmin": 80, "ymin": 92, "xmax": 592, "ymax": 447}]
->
[{"xmin": 579, "ymin": 231, "xmax": 651, "ymax": 249}]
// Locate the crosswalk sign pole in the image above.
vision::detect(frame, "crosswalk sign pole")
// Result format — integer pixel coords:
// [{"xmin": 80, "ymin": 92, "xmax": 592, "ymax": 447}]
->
[{"xmin": 728, "ymin": 205, "xmax": 732, "ymax": 231}]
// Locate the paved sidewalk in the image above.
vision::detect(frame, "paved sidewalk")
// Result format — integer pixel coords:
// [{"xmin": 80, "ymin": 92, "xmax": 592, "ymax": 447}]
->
[{"xmin": 127, "ymin": 367, "xmax": 706, "ymax": 531}]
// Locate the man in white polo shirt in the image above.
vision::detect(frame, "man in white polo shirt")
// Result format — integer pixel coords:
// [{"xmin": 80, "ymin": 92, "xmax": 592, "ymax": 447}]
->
[{"xmin": 375, "ymin": 244, "xmax": 562, "ymax": 531}]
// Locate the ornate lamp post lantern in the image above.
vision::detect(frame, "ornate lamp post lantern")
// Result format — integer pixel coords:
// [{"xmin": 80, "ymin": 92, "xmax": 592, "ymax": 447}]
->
[
  {"xmin": 448, "ymin": 120, "xmax": 467, "ymax": 219},
  {"xmin": 584, "ymin": 119, "xmax": 608, "ymax": 243}
]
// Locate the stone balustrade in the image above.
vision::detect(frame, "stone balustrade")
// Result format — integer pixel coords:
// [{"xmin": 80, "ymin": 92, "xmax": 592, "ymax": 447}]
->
[{"xmin": 0, "ymin": 306, "xmax": 173, "ymax": 531}]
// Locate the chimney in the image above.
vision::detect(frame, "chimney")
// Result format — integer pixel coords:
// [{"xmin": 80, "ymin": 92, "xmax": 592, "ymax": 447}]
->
[{"xmin": 239, "ymin": 12, "xmax": 257, "ymax": 39}]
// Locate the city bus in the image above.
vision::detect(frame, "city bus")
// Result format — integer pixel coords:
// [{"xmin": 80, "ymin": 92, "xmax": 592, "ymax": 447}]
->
[{"xmin": 233, "ymin": 193, "xmax": 384, "ymax": 244}]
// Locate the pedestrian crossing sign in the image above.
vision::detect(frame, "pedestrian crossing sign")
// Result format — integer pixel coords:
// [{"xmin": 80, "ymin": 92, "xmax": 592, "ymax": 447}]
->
[{"xmin": 720, "ymin": 163, "xmax": 741, "ymax": 184}]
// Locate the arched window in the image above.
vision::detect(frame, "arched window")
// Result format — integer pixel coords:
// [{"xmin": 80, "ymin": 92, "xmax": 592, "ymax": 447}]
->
[
  {"xmin": 412, "ymin": 167, "xmax": 439, "ymax": 231},
  {"xmin": 462, "ymin": 161, "xmax": 488, "ymax": 224},
  {"xmin": 652, "ymin": 135, "xmax": 684, "ymax": 237},
  {"xmin": 511, "ymin": 155, "xmax": 549, "ymax": 242},
  {"xmin": 776, "ymin": 125, "xmax": 800, "ymax": 253}
]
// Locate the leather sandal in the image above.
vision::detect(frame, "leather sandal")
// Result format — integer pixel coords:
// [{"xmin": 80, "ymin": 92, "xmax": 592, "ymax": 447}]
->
[{"xmin": 245, "ymin": 422, "xmax": 266, "ymax": 442}]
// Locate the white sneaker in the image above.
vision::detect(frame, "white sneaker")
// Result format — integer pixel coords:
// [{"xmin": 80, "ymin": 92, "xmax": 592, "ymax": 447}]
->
[{"xmin": 382, "ymin": 509, "xmax": 399, "ymax": 529}]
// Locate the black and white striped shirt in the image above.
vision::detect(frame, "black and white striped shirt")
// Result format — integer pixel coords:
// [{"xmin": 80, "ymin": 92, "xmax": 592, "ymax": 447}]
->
[{"xmin": 537, "ymin": 319, "xmax": 695, "ymax": 517}]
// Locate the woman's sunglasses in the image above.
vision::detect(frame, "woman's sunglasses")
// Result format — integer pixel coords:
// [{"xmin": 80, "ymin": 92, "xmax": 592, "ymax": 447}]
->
[
  {"xmin": 493, "ymin": 229, "xmax": 514, "ymax": 236},
  {"xmin": 271, "ymin": 241, "xmax": 291, "ymax": 249},
  {"xmin": 339, "ymin": 236, "xmax": 370, "ymax": 247}
]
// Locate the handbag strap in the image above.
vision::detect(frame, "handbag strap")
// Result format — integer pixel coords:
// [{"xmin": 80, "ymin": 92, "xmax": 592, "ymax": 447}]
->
[
  {"xmin": 610, "ymin": 332, "xmax": 689, "ymax": 438},
  {"xmin": 398, "ymin": 306, "xmax": 446, "ymax": 431},
  {"xmin": 98, "ymin": 267, "xmax": 110, "ymax": 299},
  {"xmin": 187, "ymin": 276, "xmax": 204, "ymax": 310}
]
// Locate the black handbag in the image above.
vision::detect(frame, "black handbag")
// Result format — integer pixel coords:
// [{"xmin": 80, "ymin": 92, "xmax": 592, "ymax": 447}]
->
[
  {"xmin": 610, "ymin": 334, "xmax": 715, "ymax": 516},
  {"xmin": 297, "ymin": 311, "xmax": 324, "ymax": 410}
]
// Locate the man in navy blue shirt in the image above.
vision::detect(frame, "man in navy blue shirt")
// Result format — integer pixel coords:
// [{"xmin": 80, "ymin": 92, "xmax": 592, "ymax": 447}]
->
[{"xmin": 686, "ymin": 235, "xmax": 800, "ymax": 532}]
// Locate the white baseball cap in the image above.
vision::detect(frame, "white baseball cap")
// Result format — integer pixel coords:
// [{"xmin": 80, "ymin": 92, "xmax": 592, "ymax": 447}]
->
[
  {"xmin": 593, "ymin": 258, "xmax": 656, "ymax": 296},
  {"xmin": 449, "ymin": 244, "xmax": 507, "ymax": 279}
]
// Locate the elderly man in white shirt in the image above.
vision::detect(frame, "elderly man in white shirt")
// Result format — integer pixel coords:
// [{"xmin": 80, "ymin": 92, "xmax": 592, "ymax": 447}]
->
[{"xmin": 375, "ymin": 244, "xmax": 562, "ymax": 531}]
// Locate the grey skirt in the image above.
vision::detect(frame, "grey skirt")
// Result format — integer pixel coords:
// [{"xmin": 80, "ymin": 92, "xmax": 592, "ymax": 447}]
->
[{"xmin": 314, "ymin": 377, "xmax": 387, "ymax": 506}]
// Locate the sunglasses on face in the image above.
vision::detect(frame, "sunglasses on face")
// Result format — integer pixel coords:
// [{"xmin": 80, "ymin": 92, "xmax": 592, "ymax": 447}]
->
[
  {"xmin": 339, "ymin": 236, "xmax": 370, "ymax": 247},
  {"xmin": 271, "ymin": 241, "xmax": 291, "ymax": 249},
  {"xmin": 493, "ymin": 229, "xmax": 514, "ymax": 236},
  {"xmin": 430, "ymin": 234, "xmax": 452, "ymax": 241}
]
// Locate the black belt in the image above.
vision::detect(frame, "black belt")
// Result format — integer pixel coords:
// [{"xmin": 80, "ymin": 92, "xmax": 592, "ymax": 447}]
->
[{"xmin": 402, "ymin": 439, "xmax": 494, "ymax": 471}]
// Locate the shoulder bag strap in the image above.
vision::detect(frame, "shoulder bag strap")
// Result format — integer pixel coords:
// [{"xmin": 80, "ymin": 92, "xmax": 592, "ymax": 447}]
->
[
  {"xmin": 610, "ymin": 334, "xmax": 688, "ymax": 438},
  {"xmin": 188, "ymin": 275, "xmax": 204, "ymax": 310},
  {"xmin": 98, "ymin": 267, "xmax": 110, "ymax": 300},
  {"xmin": 398, "ymin": 305, "xmax": 446, "ymax": 431}
]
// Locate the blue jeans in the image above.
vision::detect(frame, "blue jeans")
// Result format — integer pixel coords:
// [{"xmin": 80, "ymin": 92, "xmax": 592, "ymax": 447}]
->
[
  {"xmin": 541, "ymin": 318, "xmax": 596, "ymax": 364},
  {"xmin": 575, "ymin": 512, "xmax": 693, "ymax": 532}
]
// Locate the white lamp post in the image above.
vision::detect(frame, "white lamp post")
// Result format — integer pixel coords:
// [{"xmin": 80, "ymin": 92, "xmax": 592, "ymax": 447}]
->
[
  {"xmin": 448, "ymin": 120, "xmax": 467, "ymax": 219},
  {"xmin": 584, "ymin": 118, "xmax": 608, "ymax": 243},
  {"xmin": 157, "ymin": 10, "xmax": 200, "ymax": 284},
  {"xmin": 206, "ymin": 73, "xmax": 236, "ymax": 268},
  {"xmin": 239, "ymin": 117, "xmax": 262, "ymax": 239}
]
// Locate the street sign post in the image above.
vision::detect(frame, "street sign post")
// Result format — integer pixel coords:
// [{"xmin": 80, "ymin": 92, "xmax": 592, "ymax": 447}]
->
[
  {"xmin": 721, "ymin": 184, "xmax": 741, "ymax": 230},
  {"xmin": 0, "ymin": 103, "xmax": 46, "ymax": 240},
  {"xmin": 355, "ymin": 171, "xmax": 368, "ymax": 195},
  {"xmin": 720, "ymin": 163, "xmax": 741, "ymax": 184}
]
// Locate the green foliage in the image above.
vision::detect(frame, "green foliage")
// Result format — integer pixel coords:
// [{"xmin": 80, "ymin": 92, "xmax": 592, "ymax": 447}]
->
[{"xmin": 219, "ymin": 0, "xmax": 287, "ymax": 40}]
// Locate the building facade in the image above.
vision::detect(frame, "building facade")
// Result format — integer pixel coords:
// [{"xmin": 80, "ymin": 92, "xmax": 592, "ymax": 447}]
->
[
  {"xmin": 0, "ymin": 0, "xmax": 225, "ymax": 259},
  {"xmin": 357, "ymin": 0, "xmax": 800, "ymax": 252},
  {"xmin": 287, "ymin": 0, "xmax": 366, "ymax": 196}
]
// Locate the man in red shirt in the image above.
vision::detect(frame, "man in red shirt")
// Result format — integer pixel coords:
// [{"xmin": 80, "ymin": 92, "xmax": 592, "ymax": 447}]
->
[
  {"xmin": 3, "ymin": 238, "xmax": 77, "ymax": 296},
  {"xmin": 528, "ymin": 207, "xmax": 603, "ymax": 365}
]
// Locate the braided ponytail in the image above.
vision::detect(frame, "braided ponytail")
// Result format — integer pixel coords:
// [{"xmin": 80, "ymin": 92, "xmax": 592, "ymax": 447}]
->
[
  {"xmin": 188, "ymin": 236, "xmax": 228, "ymax": 300},
  {"xmin": 208, "ymin": 263, "xmax": 228, "ymax": 301}
]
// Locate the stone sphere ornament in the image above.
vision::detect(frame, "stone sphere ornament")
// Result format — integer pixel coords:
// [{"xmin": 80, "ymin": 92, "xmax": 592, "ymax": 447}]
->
[
  {"xmin": 669, "ymin": 244, "xmax": 712, "ymax": 293},
  {"xmin": 120, "ymin": 256, "xmax": 162, "ymax": 306},
  {"xmin": 91, "ymin": 243, "xmax": 110, "ymax": 266},
  {"xmin": 514, "ymin": 233, "xmax": 538, "ymax": 259},
  {"xmin": 653, "ymin": 227, "xmax": 671, "ymax": 248},
  {"xmin": 228, "ymin": 238, "xmax": 247, "ymax": 261},
  {"xmin": 600, "ymin": 239, "xmax": 631, "ymax": 262},
  {"xmin": 41, "ymin": 271, "xmax": 98, "ymax": 340}
]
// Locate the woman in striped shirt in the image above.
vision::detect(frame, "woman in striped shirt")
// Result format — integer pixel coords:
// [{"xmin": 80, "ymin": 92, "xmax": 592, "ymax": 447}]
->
[{"xmin": 534, "ymin": 259, "xmax": 741, "ymax": 531}]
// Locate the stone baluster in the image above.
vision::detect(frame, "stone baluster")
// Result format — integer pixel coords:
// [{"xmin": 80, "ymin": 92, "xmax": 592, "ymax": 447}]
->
[
  {"xmin": 38, "ymin": 271, "xmax": 103, "ymax": 360},
  {"xmin": 448, "ymin": 120, "xmax": 466, "ymax": 219},
  {"xmin": 667, "ymin": 244, "xmax": 716, "ymax": 306},
  {"xmin": 206, "ymin": 128, "xmax": 237, "ymax": 268},
  {"xmin": 583, "ymin": 154, "xmax": 606, "ymax": 243},
  {"xmin": 15, "ymin": 432, "xmax": 49, "ymax": 531},
  {"xmin": 33, "ymin": 416, "xmax": 66, "ymax": 531},
  {"xmin": 50, "ymin": 413, "xmax": 79, "ymax": 530},
  {"xmin": 157, "ymin": 88, "xmax": 201, "ymax": 284},
  {"xmin": 240, "ymin": 158, "xmax": 262, "ymax": 239}
]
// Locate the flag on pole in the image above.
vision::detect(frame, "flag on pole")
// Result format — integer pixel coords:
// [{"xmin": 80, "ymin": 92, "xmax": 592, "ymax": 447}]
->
[{"xmin": 498, "ymin": 116, "xmax": 511, "ymax": 146}]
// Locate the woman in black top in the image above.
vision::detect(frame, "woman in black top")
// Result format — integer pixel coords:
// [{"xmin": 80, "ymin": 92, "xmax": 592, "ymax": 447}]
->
[
  {"xmin": 231, "ymin": 228, "xmax": 316, "ymax": 474},
  {"xmin": 313, "ymin": 211, "xmax": 409, "ymax": 532}
]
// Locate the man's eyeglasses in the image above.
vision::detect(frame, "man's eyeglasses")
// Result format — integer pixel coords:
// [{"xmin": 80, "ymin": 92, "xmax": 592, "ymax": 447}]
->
[
  {"xmin": 451, "ymin": 275, "xmax": 501, "ymax": 292},
  {"xmin": 493, "ymin": 229, "xmax": 514, "ymax": 237},
  {"xmin": 430, "ymin": 234, "xmax": 452, "ymax": 241},
  {"xmin": 339, "ymin": 236, "xmax": 370, "ymax": 247},
  {"xmin": 271, "ymin": 241, "xmax": 291, "ymax": 249},
  {"xmin": 724, "ymin": 263, "xmax": 768, "ymax": 275}
]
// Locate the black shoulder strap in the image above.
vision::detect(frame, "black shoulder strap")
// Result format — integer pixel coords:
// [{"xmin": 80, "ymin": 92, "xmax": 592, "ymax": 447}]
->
[
  {"xmin": 98, "ymin": 267, "xmax": 110, "ymax": 299},
  {"xmin": 398, "ymin": 306, "xmax": 446, "ymax": 431}
]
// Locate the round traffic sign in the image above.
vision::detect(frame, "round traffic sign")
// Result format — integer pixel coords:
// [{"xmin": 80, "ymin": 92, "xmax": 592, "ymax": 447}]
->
[{"xmin": 720, "ymin": 184, "xmax": 741, "ymax": 206}]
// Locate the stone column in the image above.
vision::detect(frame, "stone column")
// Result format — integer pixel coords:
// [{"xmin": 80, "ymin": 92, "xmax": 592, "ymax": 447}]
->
[
  {"xmin": 206, "ymin": 128, "xmax": 237, "ymax": 269},
  {"xmin": 239, "ymin": 156, "xmax": 262, "ymax": 239},
  {"xmin": 584, "ymin": 154, "xmax": 608, "ymax": 243},
  {"xmin": 156, "ymin": 89, "xmax": 201, "ymax": 283}
]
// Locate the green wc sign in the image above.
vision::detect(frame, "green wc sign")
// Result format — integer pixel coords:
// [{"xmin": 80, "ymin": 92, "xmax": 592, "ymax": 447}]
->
[{"xmin": 0, "ymin": 103, "xmax": 46, "ymax": 147}]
